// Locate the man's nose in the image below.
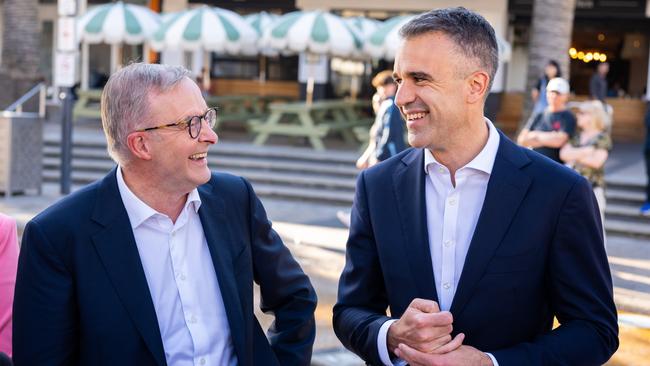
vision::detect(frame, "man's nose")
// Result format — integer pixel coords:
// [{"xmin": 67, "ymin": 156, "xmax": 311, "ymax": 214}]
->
[
  {"xmin": 394, "ymin": 82, "xmax": 413, "ymax": 109},
  {"xmin": 199, "ymin": 120, "xmax": 218, "ymax": 144}
]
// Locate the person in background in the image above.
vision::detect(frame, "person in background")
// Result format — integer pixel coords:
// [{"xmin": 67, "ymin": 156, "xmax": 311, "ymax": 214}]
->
[
  {"xmin": 641, "ymin": 101, "xmax": 650, "ymax": 216},
  {"xmin": 0, "ymin": 213, "xmax": 18, "ymax": 360},
  {"xmin": 356, "ymin": 70, "xmax": 407, "ymax": 169},
  {"xmin": 530, "ymin": 60, "xmax": 561, "ymax": 117},
  {"xmin": 517, "ymin": 77, "xmax": 576, "ymax": 164},
  {"xmin": 560, "ymin": 100, "xmax": 612, "ymax": 232},
  {"xmin": 590, "ymin": 62, "xmax": 609, "ymax": 103}
]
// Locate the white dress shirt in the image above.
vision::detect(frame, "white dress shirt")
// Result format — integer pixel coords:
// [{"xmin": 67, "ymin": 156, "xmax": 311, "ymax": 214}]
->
[
  {"xmin": 117, "ymin": 167, "xmax": 237, "ymax": 366},
  {"xmin": 377, "ymin": 119, "xmax": 501, "ymax": 366}
]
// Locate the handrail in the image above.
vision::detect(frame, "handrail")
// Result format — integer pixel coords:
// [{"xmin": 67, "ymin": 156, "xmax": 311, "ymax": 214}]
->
[{"xmin": 4, "ymin": 82, "xmax": 47, "ymax": 118}]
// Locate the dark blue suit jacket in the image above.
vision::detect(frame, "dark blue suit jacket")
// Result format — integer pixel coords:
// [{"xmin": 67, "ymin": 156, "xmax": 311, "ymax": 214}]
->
[
  {"xmin": 13, "ymin": 169, "xmax": 317, "ymax": 366},
  {"xmin": 333, "ymin": 133, "xmax": 618, "ymax": 365}
]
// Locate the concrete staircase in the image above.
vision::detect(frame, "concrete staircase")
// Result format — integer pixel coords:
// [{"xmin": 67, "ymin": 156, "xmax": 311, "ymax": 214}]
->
[
  {"xmin": 42, "ymin": 129, "xmax": 650, "ymax": 238},
  {"xmin": 605, "ymin": 177, "xmax": 650, "ymax": 239},
  {"xmin": 42, "ymin": 132, "xmax": 359, "ymax": 206}
]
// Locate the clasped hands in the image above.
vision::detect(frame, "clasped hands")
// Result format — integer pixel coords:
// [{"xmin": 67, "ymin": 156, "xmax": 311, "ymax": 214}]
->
[{"xmin": 387, "ymin": 298, "xmax": 493, "ymax": 366}]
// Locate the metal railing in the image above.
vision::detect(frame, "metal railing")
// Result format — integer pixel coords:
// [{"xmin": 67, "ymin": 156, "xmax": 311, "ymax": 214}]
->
[{"xmin": 3, "ymin": 82, "xmax": 46, "ymax": 118}]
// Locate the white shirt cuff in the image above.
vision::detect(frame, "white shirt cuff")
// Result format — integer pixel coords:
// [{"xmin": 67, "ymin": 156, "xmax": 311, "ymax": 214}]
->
[
  {"xmin": 377, "ymin": 319, "xmax": 407, "ymax": 366},
  {"xmin": 486, "ymin": 352, "xmax": 499, "ymax": 366}
]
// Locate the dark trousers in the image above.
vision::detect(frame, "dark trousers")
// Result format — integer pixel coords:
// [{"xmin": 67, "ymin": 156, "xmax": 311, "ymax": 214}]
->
[{"xmin": 645, "ymin": 149, "xmax": 650, "ymax": 202}]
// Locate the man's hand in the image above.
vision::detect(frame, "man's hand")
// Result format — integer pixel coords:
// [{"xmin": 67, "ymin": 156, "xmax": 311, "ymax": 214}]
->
[
  {"xmin": 387, "ymin": 298, "xmax": 463, "ymax": 355},
  {"xmin": 394, "ymin": 344, "xmax": 493, "ymax": 366}
]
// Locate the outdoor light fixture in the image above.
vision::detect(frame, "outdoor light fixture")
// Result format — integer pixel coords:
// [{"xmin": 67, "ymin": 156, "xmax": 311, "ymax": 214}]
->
[{"xmin": 569, "ymin": 47, "xmax": 607, "ymax": 63}]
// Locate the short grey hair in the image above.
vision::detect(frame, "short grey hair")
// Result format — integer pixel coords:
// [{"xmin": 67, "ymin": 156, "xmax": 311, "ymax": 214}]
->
[
  {"xmin": 399, "ymin": 7, "xmax": 499, "ymax": 92},
  {"xmin": 101, "ymin": 62, "xmax": 192, "ymax": 164}
]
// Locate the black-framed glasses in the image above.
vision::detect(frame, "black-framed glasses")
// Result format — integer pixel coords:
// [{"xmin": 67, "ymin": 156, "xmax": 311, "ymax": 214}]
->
[{"xmin": 135, "ymin": 107, "xmax": 218, "ymax": 139}]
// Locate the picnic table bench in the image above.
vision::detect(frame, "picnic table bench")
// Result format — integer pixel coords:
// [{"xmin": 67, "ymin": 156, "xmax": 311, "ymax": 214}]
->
[
  {"xmin": 206, "ymin": 94, "xmax": 295, "ymax": 130},
  {"xmin": 72, "ymin": 89, "xmax": 103, "ymax": 120},
  {"xmin": 250, "ymin": 99, "xmax": 373, "ymax": 150}
]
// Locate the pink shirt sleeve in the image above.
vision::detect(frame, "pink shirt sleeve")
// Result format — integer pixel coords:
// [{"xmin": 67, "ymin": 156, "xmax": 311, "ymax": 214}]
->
[{"xmin": 0, "ymin": 213, "xmax": 19, "ymax": 357}]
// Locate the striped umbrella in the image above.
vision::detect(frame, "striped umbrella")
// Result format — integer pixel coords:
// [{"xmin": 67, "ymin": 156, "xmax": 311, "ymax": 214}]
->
[
  {"xmin": 364, "ymin": 15, "xmax": 512, "ymax": 62},
  {"xmin": 363, "ymin": 15, "xmax": 413, "ymax": 61},
  {"xmin": 245, "ymin": 11, "xmax": 279, "ymax": 37},
  {"xmin": 245, "ymin": 11, "xmax": 281, "ymax": 56},
  {"xmin": 345, "ymin": 16, "xmax": 380, "ymax": 39},
  {"xmin": 77, "ymin": 1, "xmax": 161, "ymax": 45},
  {"xmin": 261, "ymin": 10, "xmax": 364, "ymax": 59},
  {"xmin": 150, "ymin": 5, "xmax": 258, "ymax": 55}
]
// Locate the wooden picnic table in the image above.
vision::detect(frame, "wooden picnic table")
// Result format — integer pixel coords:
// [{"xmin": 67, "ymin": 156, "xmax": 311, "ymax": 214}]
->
[
  {"xmin": 250, "ymin": 99, "xmax": 373, "ymax": 150},
  {"xmin": 205, "ymin": 94, "xmax": 295, "ymax": 129}
]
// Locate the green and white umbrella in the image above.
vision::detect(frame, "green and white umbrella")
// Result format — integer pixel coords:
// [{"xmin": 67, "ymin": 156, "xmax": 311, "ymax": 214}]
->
[
  {"xmin": 151, "ymin": 5, "xmax": 258, "ymax": 55},
  {"xmin": 364, "ymin": 14, "xmax": 512, "ymax": 62},
  {"xmin": 245, "ymin": 11, "xmax": 281, "ymax": 56},
  {"xmin": 261, "ymin": 10, "xmax": 364, "ymax": 59},
  {"xmin": 245, "ymin": 11, "xmax": 279, "ymax": 37},
  {"xmin": 345, "ymin": 16, "xmax": 380, "ymax": 39},
  {"xmin": 77, "ymin": 1, "xmax": 161, "ymax": 45},
  {"xmin": 363, "ymin": 15, "xmax": 414, "ymax": 61}
]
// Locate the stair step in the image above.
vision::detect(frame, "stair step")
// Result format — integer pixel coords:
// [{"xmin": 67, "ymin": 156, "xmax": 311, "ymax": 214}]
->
[
  {"xmin": 606, "ymin": 189, "xmax": 646, "ymax": 204},
  {"xmin": 43, "ymin": 154, "xmax": 360, "ymax": 178},
  {"xmin": 605, "ymin": 219, "xmax": 650, "ymax": 238},
  {"xmin": 44, "ymin": 139, "xmax": 360, "ymax": 164},
  {"xmin": 250, "ymin": 183, "xmax": 354, "ymax": 204},
  {"xmin": 606, "ymin": 204, "xmax": 650, "ymax": 220},
  {"xmin": 42, "ymin": 170, "xmax": 355, "ymax": 204}
]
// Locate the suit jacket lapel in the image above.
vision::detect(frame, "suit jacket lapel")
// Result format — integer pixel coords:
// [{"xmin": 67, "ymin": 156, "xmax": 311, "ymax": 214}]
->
[
  {"xmin": 393, "ymin": 149, "xmax": 438, "ymax": 302},
  {"xmin": 450, "ymin": 135, "xmax": 532, "ymax": 316},
  {"xmin": 197, "ymin": 183, "xmax": 248, "ymax": 366},
  {"xmin": 90, "ymin": 168, "xmax": 167, "ymax": 366}
]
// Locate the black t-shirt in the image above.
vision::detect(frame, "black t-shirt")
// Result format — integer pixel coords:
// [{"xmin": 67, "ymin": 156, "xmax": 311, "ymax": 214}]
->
[{"xmin": 527, "ymin": 109, "xmax": 577, "ymax": 163}]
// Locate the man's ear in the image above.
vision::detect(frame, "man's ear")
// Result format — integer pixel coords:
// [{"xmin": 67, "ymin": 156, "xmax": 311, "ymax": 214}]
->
[
  {"xmin": 467, "ymin": 70, "xmax": 490, "ymax": 104},
  {"xmin": 126, "ymin": 132, "xmax": 154, "ymax": 161}
]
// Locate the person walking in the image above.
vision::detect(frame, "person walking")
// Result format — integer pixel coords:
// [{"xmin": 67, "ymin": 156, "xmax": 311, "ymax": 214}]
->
[{"xmin": 333, "ymin": 7, "xmax": 617, "ymax": 366}]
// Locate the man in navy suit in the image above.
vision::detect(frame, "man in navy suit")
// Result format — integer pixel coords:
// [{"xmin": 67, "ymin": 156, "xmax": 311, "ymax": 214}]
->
[
  {"xmin": 333, "ymin": 8, "xmax": 618, "ymax": 366},
  {"xmin": 13, "ymin": 63, "xmax": 317, "ymax": 366}
]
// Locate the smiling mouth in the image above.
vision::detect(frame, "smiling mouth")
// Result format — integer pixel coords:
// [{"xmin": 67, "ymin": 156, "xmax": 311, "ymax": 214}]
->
[
  {"xmin": 189, "ymin": 152, "xmax": 207, "ymax": 160},
  {"xmin": 405, "ymin": 112, "xmax": 428, "ymax": 121}
]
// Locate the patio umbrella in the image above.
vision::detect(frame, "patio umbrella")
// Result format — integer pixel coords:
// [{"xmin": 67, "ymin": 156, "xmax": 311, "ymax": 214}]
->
[
  {"xmin": 364, "ymin": 15, "xmax": 513, "ymax": 62},
  {"xmin": 150, "ymin": 5, "xmax": 258, "ymax": 55},
  {"xmin": 76, "ymin": 1, "xmax": 161, "ymax": 88},
  {"xmin": 363, "ymin": 15, "xmax": 413, "ymax": 61},
  {"xmin": 345, "ymin": 16, "xmax": 380, "ymax": 39},
  {"xmin": 244, "ymin": 11, "xmax": 280, "ymax": 81},
  {"xmin": 77, "ymin": 1, "xmax": 161, "ymax": 45},
  {"xmin": 261, "ymin": 10, "xmax": 366, "ymax": 103},
  {"xmin": 261, "ymin": 10, "xmax": 364, "ymax": 59}
]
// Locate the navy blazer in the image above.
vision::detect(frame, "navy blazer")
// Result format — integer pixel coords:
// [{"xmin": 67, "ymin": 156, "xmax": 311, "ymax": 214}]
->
[
  {"xmin": 333, "ymin": 133, "xmax": 618, "ymax": 366},
  {"xmin": 13, "ymin": 169, "xmax": 317, "ymax": 366}
]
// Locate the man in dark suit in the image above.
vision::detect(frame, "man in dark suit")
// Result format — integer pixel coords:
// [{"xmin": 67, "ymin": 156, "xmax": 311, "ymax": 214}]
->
[
  {"xmin": 13, "ymin": 63, "xmax": 317, "ymax": 366},
  {"xmin": 333, "ymin": 8, "xmax": 618, "ymax": 366}
]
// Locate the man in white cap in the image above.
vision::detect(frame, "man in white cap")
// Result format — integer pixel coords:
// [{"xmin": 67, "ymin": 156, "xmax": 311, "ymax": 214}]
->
[{"xmin": 518, "ymin": 77, "xmax": 576, "ymax": 164}]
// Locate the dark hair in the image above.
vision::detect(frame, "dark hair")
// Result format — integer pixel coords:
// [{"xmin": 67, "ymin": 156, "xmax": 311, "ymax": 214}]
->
[
  {"xmin": 546, "ymin": 60, "xmax": 562, "ymax": 78},
  {"xmin": 399, "ymin": 7, "xmax": 498, "ymax": 91}
]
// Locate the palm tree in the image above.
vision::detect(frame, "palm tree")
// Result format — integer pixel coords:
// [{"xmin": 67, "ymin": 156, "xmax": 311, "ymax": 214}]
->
[
  {"xmin": 0, "ymin": 0, "xmax": 42, "ymax": 110},
  {"xmin": 521, "ymin": 0, "xmax": 577, "ymax": 127}
]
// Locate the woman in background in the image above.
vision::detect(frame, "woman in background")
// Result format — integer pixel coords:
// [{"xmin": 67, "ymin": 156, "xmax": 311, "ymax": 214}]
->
[{"xmin": 560, "ymin": 101, "xmax": 612, "ymax": 238}]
